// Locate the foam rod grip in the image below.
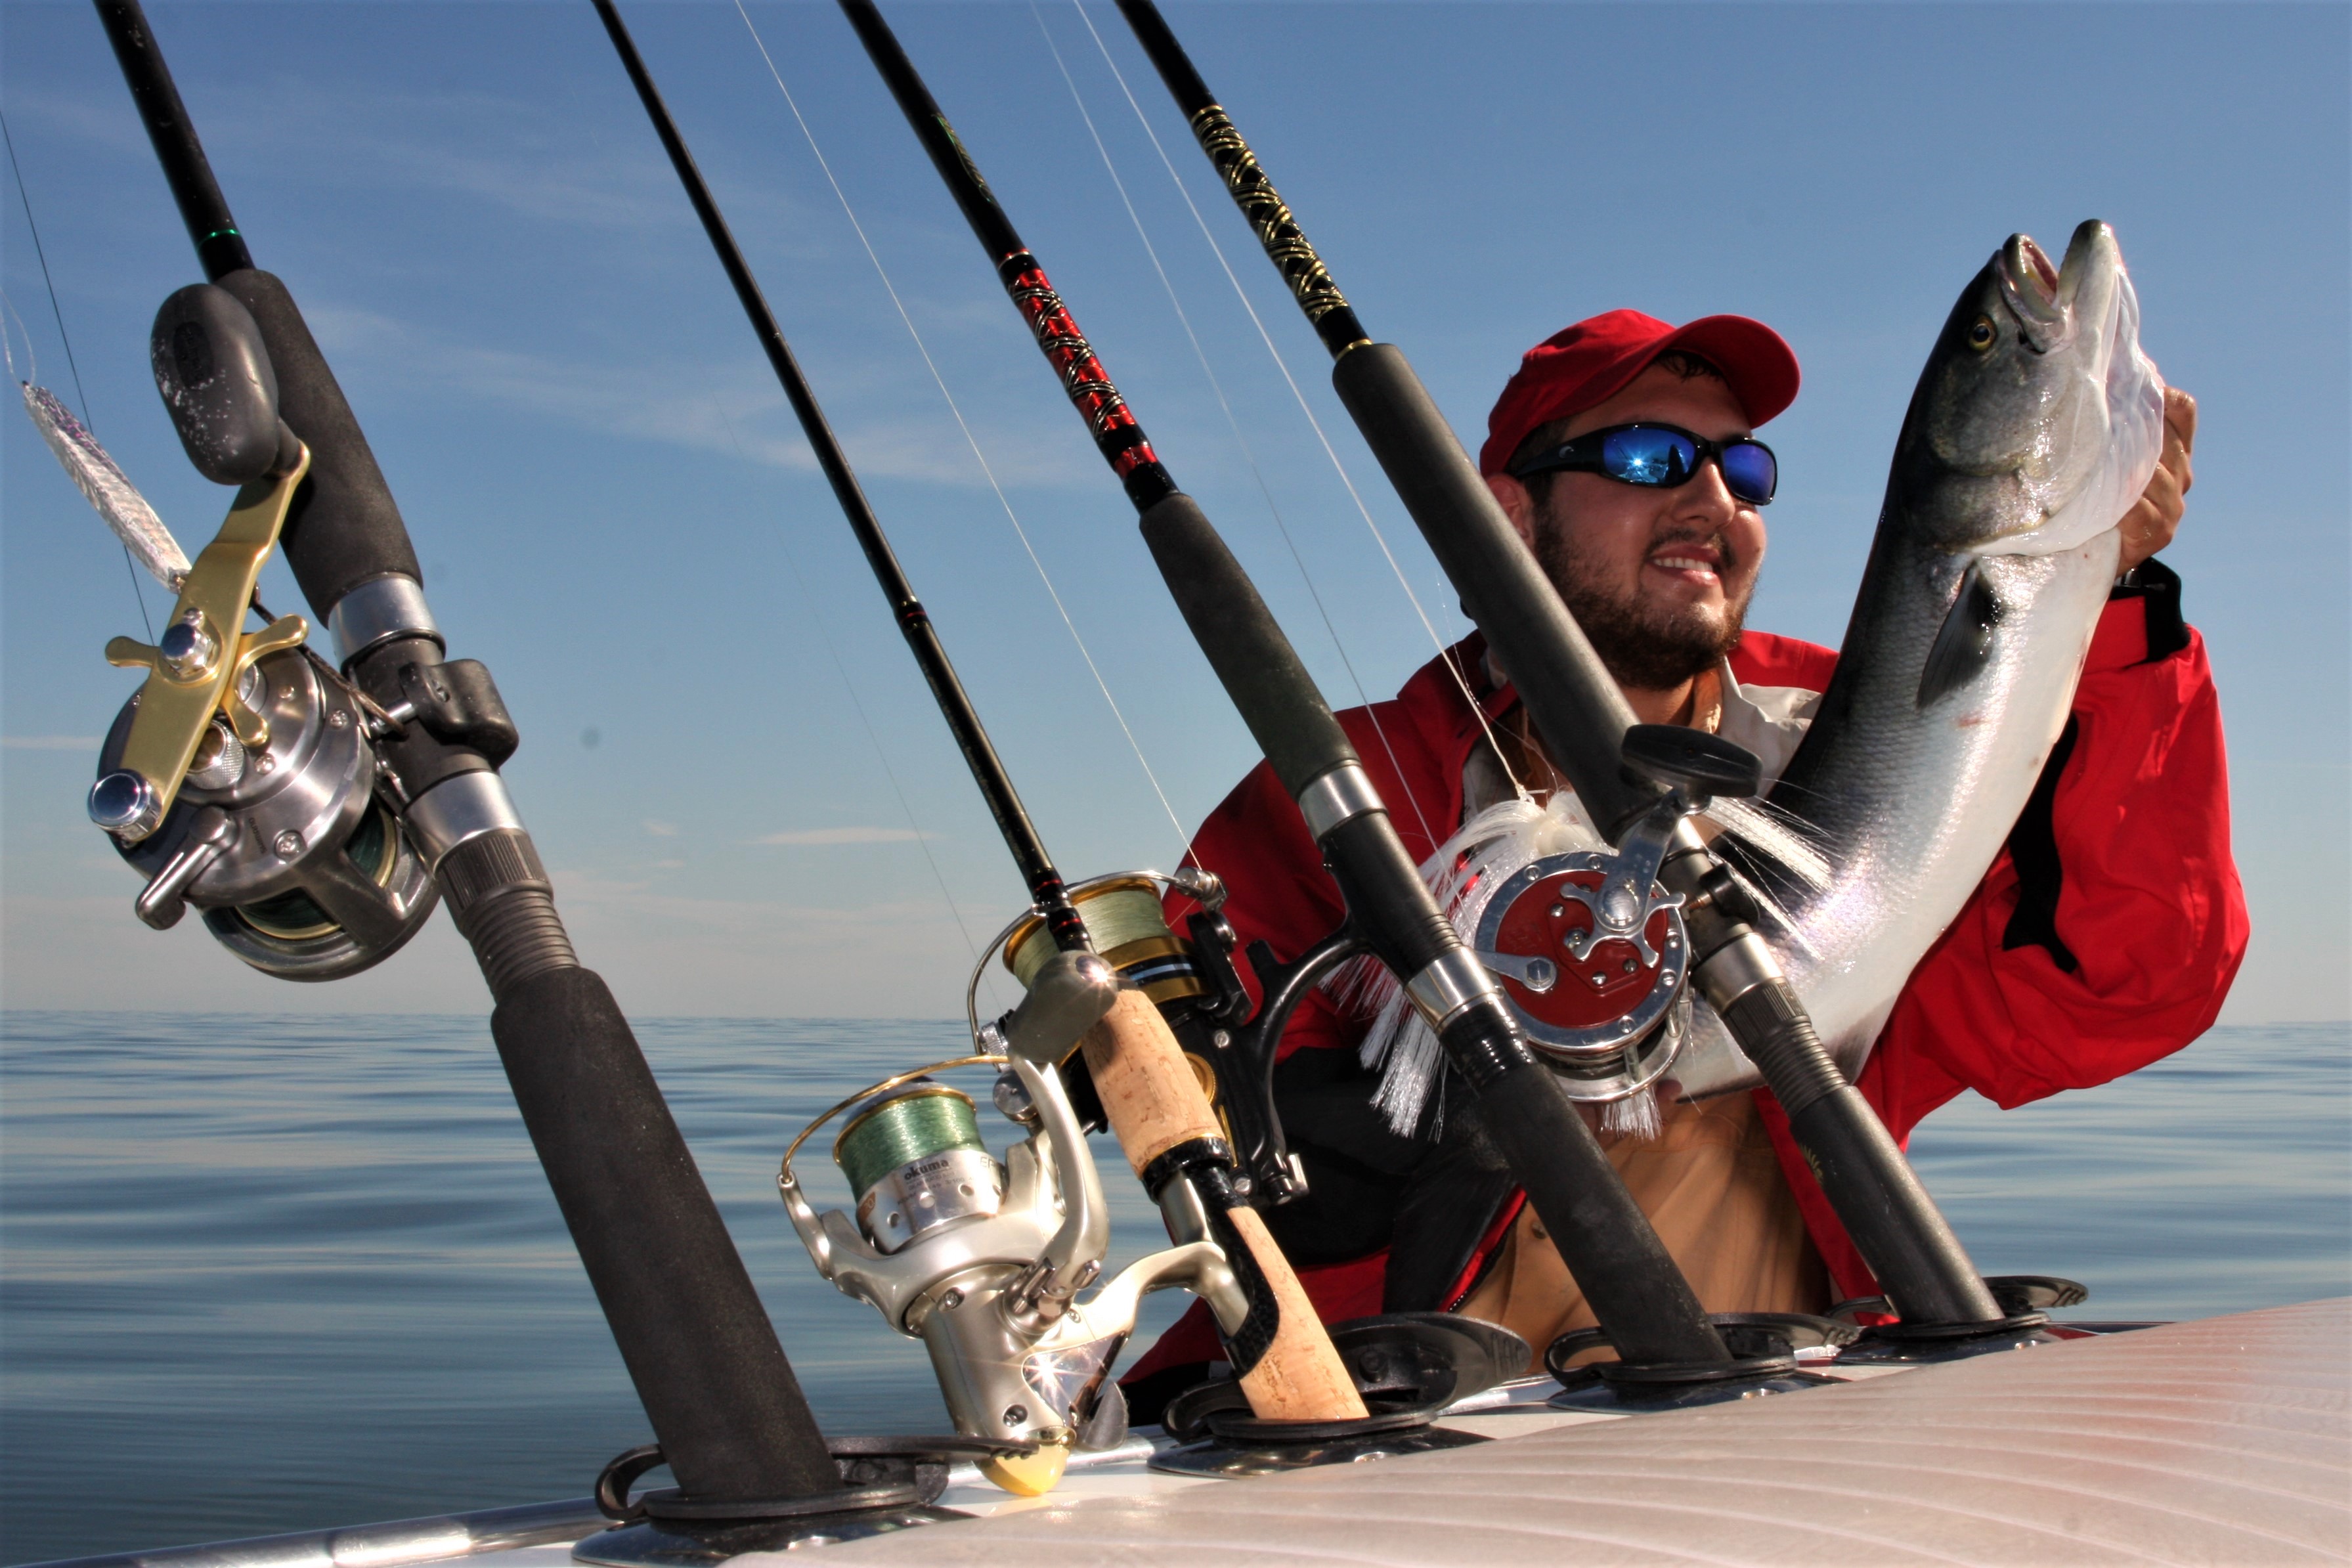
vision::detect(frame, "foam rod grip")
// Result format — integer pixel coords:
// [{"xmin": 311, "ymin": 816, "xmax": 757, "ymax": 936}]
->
[
  {"xmin": 1139, "ymin": 492, "xmax": 1357, "ymax": 796},
  {"xmin": 213, "ymin": 268, "xmax": 424, "ymax": 619},
  {"xmin": 1080, "ymin": 990, "xmax": 1366, "ymax": 1420},
  {"xmin": 491, "ymin": 966, "xmax": 841, "ymax": 1500},
  {"xmin": 1330, "ymin": 343, "xmax": 1648, "ymax": 833}
]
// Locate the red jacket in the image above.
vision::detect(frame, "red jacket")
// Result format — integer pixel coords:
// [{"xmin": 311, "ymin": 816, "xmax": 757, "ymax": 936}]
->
[{"xmin": 1127, "ymin": 575, "xmax": 2247, "ymax": 1384}]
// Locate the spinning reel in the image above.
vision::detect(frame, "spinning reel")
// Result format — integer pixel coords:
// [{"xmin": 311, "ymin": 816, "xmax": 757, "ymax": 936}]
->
[
  {"xmin": 84, "ymin": 282, "xmax": 438, "ymax": 980},
  {"xmin": 780, "ymin": 950, "xmax": 1248, "ymax": 1496},
  {"xmin": 1471, "ymin": 726, "xmax": 1767, "ymax": 1105}
]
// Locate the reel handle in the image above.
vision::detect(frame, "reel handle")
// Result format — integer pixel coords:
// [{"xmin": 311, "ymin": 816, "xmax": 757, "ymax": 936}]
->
[{"xmin": 1080, "ymin": 990, "xmax": 1366, "ymax": 1422}]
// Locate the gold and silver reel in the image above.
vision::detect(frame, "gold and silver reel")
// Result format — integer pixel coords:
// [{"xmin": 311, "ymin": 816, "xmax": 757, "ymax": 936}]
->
[
  {"xmin": 779, "ymin": 950, "xmax": 1246, "ymax": 1496},
  {"xmin": 94, "ymin": 645, "xmax": 437, "ymax": 980}
]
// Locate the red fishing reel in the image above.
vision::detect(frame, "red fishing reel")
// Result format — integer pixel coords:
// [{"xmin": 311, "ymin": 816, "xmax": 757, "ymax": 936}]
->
[{"xmin": 1471, "ymin": 831, "xmax": 1690, "ymax": 1101}]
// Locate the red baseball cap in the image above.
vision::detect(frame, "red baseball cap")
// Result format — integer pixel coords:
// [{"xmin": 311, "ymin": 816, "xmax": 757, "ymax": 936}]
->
[{"xmin": 1478, "ymin": 310, "xmax": 1801, "ymax": 476}]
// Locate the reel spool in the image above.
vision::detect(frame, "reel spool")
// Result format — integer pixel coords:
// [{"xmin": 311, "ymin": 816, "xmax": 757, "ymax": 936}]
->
[
  {"xmin": 835, "ymin": 1081, "xmax": 1007, "ymax": 1253},
  {"xmin": 95, "ymin": 645, "xmax": 438, "ymax": 980},
  {"xmin": 1472, "ymin": 848, "xmax": 1689, "ymax": 1104},
  {"xmin": 1000, "ymin": 873, "xmax": 1206, "ymax": 1007}
]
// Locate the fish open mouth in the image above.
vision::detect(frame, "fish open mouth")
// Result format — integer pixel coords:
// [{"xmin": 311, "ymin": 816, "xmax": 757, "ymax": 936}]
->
[
  {"xmin": 1998, "ymin": 233, "xmax": 2070, "ymax": 348},
  {"xmin": 2017, "ymin": 237, "xmax": 2059, "ymax": 299}
]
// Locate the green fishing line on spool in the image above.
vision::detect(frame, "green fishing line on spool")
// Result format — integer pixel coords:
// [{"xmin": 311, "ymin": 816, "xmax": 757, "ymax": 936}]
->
[{"xmin": 833, "ymin": 1083, "xmax": 988, "ymax": 1200}]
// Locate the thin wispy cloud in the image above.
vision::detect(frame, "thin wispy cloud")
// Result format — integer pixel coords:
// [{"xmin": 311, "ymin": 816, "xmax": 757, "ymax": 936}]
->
[
  {"xmin": 301, "ymin": 306, "xmax": 1093, "ymax": 489},
  {"xmin": 753, "ymin": 827, "xmax": 932, "ymax": 846},
  {"xmin": 643, "ymin": 820, "xmax": 680, "ymax": 838}
]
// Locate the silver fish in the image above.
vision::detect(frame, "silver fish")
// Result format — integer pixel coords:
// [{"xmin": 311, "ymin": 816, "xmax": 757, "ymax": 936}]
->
[{"xmin": 1676, "ymin": 220, "xmax": 2167, "ymax": 1099}]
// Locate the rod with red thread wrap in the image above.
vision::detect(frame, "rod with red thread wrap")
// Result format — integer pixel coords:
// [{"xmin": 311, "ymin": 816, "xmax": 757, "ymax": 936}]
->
[{"xmin": 838, "ymin": 0, "xmax": 1730, "ymax": 1371}]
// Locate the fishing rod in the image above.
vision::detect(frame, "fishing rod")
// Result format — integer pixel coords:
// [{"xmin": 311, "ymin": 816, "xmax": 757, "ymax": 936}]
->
[
  {"xmin": 585, "ymin": 0, "xmax": 1364, "ymax": 1481},
  {"xmin": 85, "ymin": 1, "xmax": 941, "ymax": 1544},
  {"xmin": 1111, "ymin": 0, "xmax": 2019, "ymax": 1340},
  {"xmin": 836, "ymin": 0, "xmax": 1739, "ymax": 1395}
]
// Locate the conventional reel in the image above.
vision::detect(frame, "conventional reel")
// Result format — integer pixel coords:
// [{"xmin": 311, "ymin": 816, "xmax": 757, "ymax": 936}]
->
[
  {"xmin": 94, "ymin": 644, "xmax": 437, "ymax": 980},
  {"xmin": 1471, "ymin": 725, "xmax": 1768, "ymax": 1105},
  {"xmin": 85, "ymin": 283, "xmax": 439, "ymax": 980},
  {"xmin": 779, "ymin": 949, "xmax": 1249, "ymax": 1497}
]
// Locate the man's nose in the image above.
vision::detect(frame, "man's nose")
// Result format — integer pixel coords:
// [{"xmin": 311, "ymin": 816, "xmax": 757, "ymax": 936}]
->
[{"xmin": 1676, "ymin": 457, "xmax": 1744, "ymax": 522}]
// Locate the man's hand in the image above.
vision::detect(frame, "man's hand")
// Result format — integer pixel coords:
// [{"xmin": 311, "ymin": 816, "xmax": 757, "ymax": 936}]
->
[{"xmin": 2119, "ymin": 386, "xmax": 2196, "ymax": 570}]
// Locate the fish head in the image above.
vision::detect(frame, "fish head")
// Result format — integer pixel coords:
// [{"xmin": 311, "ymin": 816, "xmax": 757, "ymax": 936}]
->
[{"xmin": 1898, "ymin": 220, "xmax": 2165, "ymax": 559}]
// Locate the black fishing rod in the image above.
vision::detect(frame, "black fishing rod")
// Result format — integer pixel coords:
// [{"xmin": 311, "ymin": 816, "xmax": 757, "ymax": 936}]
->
[
  {"xmin": 587, "ymin": 0, "xmax": 1086, "ymax": 958},
  {"xmin": 837, "ymin": 0, "xmax": 1731, "ymax": 1372},
  {"xmin": 92, "ymin": 0, "xmax": 864, "ymax": 1521},
  {"xmin": 589, "ymin": 0, "xmax": 1371, "ymax": 1430},
  {"xmin": 1113, "ymin": 0, "xmax": 2011, "ymax": 1334}
]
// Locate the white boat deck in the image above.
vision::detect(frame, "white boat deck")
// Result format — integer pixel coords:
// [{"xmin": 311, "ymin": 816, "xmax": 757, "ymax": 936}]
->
[{"xmin": 73, "ymin": 1301, "xmax": 2349, "ymax": 1568}]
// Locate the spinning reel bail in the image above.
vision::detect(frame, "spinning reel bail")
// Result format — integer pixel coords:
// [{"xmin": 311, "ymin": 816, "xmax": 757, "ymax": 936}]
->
[{"xmin": 781, "ymin": 950, "xmax": 1248, "ymax": 1496}]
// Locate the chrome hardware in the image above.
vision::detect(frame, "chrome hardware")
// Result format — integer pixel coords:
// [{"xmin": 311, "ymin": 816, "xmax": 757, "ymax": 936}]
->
[
  {"xmin": 1475, "ymin": 948, "xmax": 1558, "ymax": 993},
  {"xmin": 1693, "ymin": 927, "xmax": 1787, "ymax": 1013},
  {"xmin": 1169, "ymin": 864, "xmax": 1227, "ymax": 911},
  {"xmin": 133, "ymin": 805, "xmax": 235, "ymax": 929},
  {"xmin": 88, "ymin": 769, "xmax": 164, "ymax": 838},
  {"xmin": 991, "ymin": 1069, "xmax": 1040, "ymax": 1127},
  {"xmin": 156, "ymin": 609, "xmax": 218, "ymax": 679},
  {"xmin": 1403, "ymin": 947, "xmax": 1502, "ymax": 1030},
  {"xmin": 401, "ymin": 771, "xmax": 527, "ymax": 870},
  {"xmin": 328, "ymin": 575, "xmax": 443, "ymax": 666},
  {"xmin": 1294, "ymin": 762, "xmax": 1382, "ymax": 839},
  {"xmin": 781, "ymin": 950, "xmax": 1242, "ymax": 1483},
  {"xmin": 184, "ymin": 720, "xmax": 249, "ymax": 792},
  {"xmin": 97, "ymin": 644, "xmax": 439, "ymax": 979}
]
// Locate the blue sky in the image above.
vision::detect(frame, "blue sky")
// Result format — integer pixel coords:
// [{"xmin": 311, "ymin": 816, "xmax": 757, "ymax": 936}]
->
[{"xmin": 3, "ymin": 1, "xmax": 2344, "ymax": 1022}]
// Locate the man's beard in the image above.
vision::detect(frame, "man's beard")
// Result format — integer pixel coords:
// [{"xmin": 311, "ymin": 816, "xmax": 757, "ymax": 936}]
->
[{"xmin": 1535, "ymin": 523, "xmax": 1751, "ymax": 692}]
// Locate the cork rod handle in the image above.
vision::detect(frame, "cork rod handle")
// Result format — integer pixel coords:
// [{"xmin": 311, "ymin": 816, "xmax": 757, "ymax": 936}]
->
[{"xmin": 1081, "ymin": 989, "xmax": 1366, "ymax": 1421}]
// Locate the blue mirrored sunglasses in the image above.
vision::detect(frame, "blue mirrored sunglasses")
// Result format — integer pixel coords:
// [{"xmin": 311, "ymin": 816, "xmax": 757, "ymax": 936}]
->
[{"xmin": 1508, "ymin": 422, "xmax": 1777, "ymax": 506}]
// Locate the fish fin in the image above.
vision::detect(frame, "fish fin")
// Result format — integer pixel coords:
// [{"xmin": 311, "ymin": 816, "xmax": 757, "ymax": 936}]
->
[{"xmin": 1917, "ymin": 561, "xmax": 2004, "ymax": 708}]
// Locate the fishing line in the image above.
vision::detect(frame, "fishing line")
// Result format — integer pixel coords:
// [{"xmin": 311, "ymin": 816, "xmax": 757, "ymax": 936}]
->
[
  {"xmin": 3, "ymin": 106, "xmax": 158, "ymax": 642},
  {"xmin": 709, "ymin": 391, "xmax": 985, "ymax": 972},
  {"xmin": 1068, "ymin": 1, "xmax": 1527, "ymax": 804},
  {"xmin": 565, "ymin": 56, "xmax": 994, "ymax": 997},
  {"xmin": 731, "ymin": 0, "xmax": 1191, "ymax": 867},
  {"xmin": 1027, "ymin": 1, "xmax": 1437, "ymax": 850}
]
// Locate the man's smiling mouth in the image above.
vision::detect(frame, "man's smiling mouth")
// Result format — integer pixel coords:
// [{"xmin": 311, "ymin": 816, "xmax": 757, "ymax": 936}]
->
[{"xmin": 1647, "ymin": 541, "xmax": 1725, "ymax": 583}]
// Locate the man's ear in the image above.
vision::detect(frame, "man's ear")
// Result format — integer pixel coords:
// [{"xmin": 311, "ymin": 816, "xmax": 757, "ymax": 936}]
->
[{"xmin": 1485, "ymin": 471, "xmax": 1538, "ymax": 550}]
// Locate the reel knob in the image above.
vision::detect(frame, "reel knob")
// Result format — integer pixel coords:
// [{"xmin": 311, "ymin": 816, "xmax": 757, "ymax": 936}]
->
[{"xmin": 88, "ymin": 769, "xmax": 164, "ymax": 839}]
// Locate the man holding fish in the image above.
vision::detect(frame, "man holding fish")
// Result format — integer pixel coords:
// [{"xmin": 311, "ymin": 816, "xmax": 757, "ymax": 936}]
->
[{"xmin": 1127, "ymin": 225, "xmax": 2246, "ymax": 1399}]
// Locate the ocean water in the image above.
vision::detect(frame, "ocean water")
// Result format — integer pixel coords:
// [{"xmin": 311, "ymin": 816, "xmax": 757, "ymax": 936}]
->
[{"xmin": 1, "ymin": 1014, "xmax": 2345, "ymax": 1563}]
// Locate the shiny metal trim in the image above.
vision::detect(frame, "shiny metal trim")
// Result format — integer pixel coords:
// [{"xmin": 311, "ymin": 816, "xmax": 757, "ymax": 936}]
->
[
  {"xmin": 1693, "ymin": 929, "xmax": 1786, "ymax": 1012},
  {"xmin": 15, "ymin": 1496, "xmax": 607, "ymax": 1568},
  {"xmin": 329, "ymin": 575, "xmax": 443, "ymax": 666},
  {"xmin": 402, "ymin": 770, "xmax": 526, "ymax": 869},
  {"xmin": 1405, "ymin": 947, "xmax": 1502, "ymax": 1030},
  {"xmin": 1295, "ymin": 762, "xmax": 1382, "ymax": 840}
]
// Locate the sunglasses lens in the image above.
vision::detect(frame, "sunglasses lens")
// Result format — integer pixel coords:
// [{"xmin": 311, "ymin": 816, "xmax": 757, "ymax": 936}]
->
[
  {"xmin": 1720, "ymin": 441, "xmax": 1777, "ymax": 504},
  {"xmin": 1601, "ymin": 427, "xmax": 1699, "ymax": 487}
]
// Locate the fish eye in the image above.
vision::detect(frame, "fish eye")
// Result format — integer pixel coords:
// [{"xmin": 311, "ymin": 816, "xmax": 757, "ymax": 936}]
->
[{"xmin": 1967, "ymin": 316, "xmax": 1997, "ymax": 352}]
